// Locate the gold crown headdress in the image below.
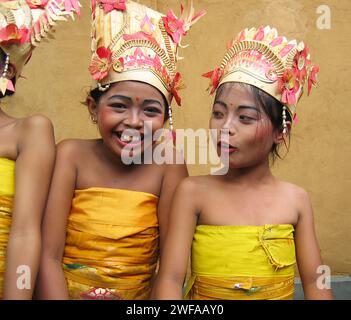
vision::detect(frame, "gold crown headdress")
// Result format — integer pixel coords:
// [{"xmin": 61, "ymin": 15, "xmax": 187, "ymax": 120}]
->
[
  {"xmin": 203, "ymin": 26, "xmax": 319, "ymax": 131},
  {"xmin": 89, "ymin": 0, "xmax": 205, "ymax": 107},
  {"xmin": 0, "ymin": 0, "xmax": 81, "ymax": 95}
]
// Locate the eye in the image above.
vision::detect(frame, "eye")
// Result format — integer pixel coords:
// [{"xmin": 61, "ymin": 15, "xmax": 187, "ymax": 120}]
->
[
  {"xmin": 144, "ymin": 107, "xmax": 162, "ymax": 116},
  {"xmin": 239, "ymin": 114, "xmax": 256, "ymax": 122},
  {"xmin": 109, "ymin": 103, "xmax": 127, "ymax": 111},
  {"xmin": 212, "ymin": 110, "xmax": 224, "ymax": 119}
]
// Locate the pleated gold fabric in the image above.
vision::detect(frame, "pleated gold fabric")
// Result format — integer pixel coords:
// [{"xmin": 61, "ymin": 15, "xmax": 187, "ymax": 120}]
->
[
  {"xmin": 62, "ymin": 187, "xmax": 159, "ymax": 300},
  {"xmin": 0, "ymin": 158, "xmax": 15, "ymax": 298},
  {"xmin": 185, "ymin": 224, "xmax": 296, "ymax": 300}
]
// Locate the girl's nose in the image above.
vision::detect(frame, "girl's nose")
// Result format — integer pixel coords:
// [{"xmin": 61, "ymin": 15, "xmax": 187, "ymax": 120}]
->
[
  {"xmin": 221, "ymin": 118, "xmax": 236, "ymax": 136},
  {"xmin": 124, "ymin": 111, "xmax": 143, "ymax": 129}
]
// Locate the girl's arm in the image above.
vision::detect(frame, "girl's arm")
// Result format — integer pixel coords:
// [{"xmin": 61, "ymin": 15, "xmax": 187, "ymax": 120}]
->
[
  {"xmin": 294, "ymin": 189, "xmax": 333, "ymax": 299},
  {"xmin": 35, "ymin": 140, "xmax": 78, "ymax": 299},
  {"xmin": 157, "ymin": 149, "xmax": 188, "ymax": 255},
  {"xmin": 3, "ymin": 116, "xmax": 55, "ymax": 299},
  {"xmin": 152, "ymin": 177, "xmax": 200, "ymax": 299}
]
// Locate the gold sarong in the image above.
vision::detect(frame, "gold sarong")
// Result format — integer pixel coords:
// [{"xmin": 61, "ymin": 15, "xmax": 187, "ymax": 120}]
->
[
  {"xmin": 63, "ymin": 187, "xmax": 159, "ymax": 300},
  {"xmin": 184, "ymin": 224, "xmax": 296, "ymax": 300},
  {"xmin": 0, "ymin": 158, "xmax": 15, "ymax": 298}
]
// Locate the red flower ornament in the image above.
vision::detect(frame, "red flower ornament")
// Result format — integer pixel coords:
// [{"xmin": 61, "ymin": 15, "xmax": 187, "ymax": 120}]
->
[
  {"xmin": 25, "ymin": 0, "xmax": 49, "ymax": 9},
  {"xmin": 202, "ymin": 67, "xmax": 224, "ymax": 95},
  {"xmin": 293, "ymin": 43, "xmax": 311, "ymax": 83},
  {"xmin": 88, "ymin": 46, "xmax": 113, "ymax": 81},
  {"xmin": 95, "ymin": 0, "xmax": 126, "ymax": 14},
  {"xmin": 308, "ymin": 65, "xmax": 319, "ymax": 96},
  {"xmin": 278, "ymin": 69, "xmax": 300, "ymax": 106},
  {"xmin": 171, "ymin": 72, "xmax": 185, "ymax": 106},
  {"xmin": 0, "ymin": 24, "xmax": 30, "ymax": 45},
  {"xmin": 162, "ymin": 10, "xmax": 186, "ymax": 45}
]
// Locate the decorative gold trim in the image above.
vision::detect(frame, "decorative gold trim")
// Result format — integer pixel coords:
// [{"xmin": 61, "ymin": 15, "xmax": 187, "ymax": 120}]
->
[
  {"xmin": 158, "ymin": 19, "xmax": 176, "ymax": 75},
  {"xmin": 220, "ymin": 40, "xmax": 285, "ymax": 76},
  {"xmin": 285, "ymin": 48, "xmax": 297, "ymax": 70},
  {"xmin": 112, "ymin": 39, "xmax": 173, "ymax": 72},
  {"xmin": 0, "ymin": 7, "xmax": 15, "ymax": 25},
  {"xmin": 108, "ymin": 11, "xmax": 128, "ymax": 51}
]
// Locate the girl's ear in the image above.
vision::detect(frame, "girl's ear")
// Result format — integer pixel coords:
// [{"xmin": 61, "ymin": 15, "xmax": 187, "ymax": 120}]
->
[
  {"xmin": 6, "ymin": 63, "xmax": 16, "ymax": 80},
  {"xmin": 274, "ymin": 121, "xmax": 291, "ymax": 144},
  {"xmin": 86, "ymin": 96, "xmax": 98, "ymax": 121}
]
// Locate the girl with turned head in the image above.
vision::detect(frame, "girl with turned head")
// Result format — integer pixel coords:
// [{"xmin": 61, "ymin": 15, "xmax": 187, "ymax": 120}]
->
[
  {"xmin": 154, "ymin": 26, "xmax": 332, "ymax": 300},
  {"xmin": 37, "ymin": 1, "xmax": 204, "ymax": 300},
  {"xmin": 0, "ymin": 1, "xmax": 80, "ymax": 299}
]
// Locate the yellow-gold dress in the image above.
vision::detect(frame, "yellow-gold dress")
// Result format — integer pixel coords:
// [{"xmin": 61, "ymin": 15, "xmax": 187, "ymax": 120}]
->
[
  {"xmin": 62, "ymin": 187, "xmax": 159, "ymax": 300},
  {"xmin": 184, "ymin": 224, "xmax": 296, "ymax": 300},
  {"xmin": 0, "ymin": 158, "xmax": 15, "ymax": 298}
]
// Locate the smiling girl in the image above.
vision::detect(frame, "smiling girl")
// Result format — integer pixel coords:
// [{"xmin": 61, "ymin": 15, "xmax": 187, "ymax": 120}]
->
[
  {"xmin": 153, "ymin": 26, "xmax": 332, "ymax": 300},
  {"xmin": 37, "ymin": 1, "xmax": 204, "ymax": 300}
]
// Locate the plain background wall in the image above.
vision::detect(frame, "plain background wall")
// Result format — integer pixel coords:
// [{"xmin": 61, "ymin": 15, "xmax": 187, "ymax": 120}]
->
[{"xmin": 2, "ymin": 1, "xmax": 350, "ymax": 275}]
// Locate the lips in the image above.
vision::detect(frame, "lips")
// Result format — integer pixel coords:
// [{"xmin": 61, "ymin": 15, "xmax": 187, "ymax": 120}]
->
[{"xmin": 217, "ymin": 140, "xmax": 238, "ymax": 153}]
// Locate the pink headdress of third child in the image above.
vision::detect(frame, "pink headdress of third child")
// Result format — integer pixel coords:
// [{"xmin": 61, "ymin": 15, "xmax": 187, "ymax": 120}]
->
[
  {"xmin": 0, "ymin": 0, "xmax": 81, "ymax": 95},
  {"xmin": 203, "ymin": 26, "xmax": 319, "ymax": 133}
]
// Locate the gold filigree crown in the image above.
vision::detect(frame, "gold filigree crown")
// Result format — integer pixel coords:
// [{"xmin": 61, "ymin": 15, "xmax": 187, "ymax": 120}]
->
[
  {"xmin": 89, "ymin": 0, "xmax": 205, "ymax": 106},
  {"xmin": 203, "ymin": 26, "xmax": 319, "ymax": 119}
]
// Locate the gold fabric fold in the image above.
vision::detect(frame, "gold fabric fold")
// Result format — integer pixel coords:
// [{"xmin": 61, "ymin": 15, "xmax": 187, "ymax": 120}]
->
[
  {"xmin": 184, "ymin": 224, "xmax": 296, "ymax": 300},
  {"xmin": 62, "ymin": 187, "xmax": 159, "ymax": 300},
  {"xmin": 0, "ymin": 158, "xmax": 15, "ymax": 298}
]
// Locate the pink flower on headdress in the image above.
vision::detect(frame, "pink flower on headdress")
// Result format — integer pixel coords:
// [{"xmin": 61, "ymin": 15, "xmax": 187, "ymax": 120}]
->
[
  {"xmin": 88, "ymin": 46, "xmax": 113, "ymax": 81},
  {"xmin": 25, "ymin": 0, "xmax": 48, "ymax": 9},
  {"xmin": 202, "ymin": 67, "xmax": 224, "ymax": 95},
  {"xmin": 63, "ymin": 0, "xmax": 81, "ymax": 17},
  {"xmin": 278, "ymin": 69, "xmax": 300, "ymax": 106},
  {"xmin": 293, "ymin": 45, "xmax": 311, "ymax": 83},
  {"xmin": 308, "ymin": 65, "xmax": 319, "ymax": 96},
  {"xmin": 162, "ymin": 10, "xmax": 186, "ymax": 45},
  {"xmin": 0, "ymin": 24, "xmax": 30, "ymax": 45},
  {"xmin": 162, "ymin": 4, "xmax": 205, "ymax": 45},
  {"xmin": 171, "ymin": 72, "xmax": 185, "ymax": 106},
  {"xmin": 95, "ymin": 0, "xmax": 126, "ymax": 14}
]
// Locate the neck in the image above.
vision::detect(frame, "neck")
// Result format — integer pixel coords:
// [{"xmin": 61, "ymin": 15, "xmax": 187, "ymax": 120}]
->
[
  {"xmin": 0, "ymin": 106, "xmax": 12, "ymax": 124},
  {"xmin": 97, "ymin": 139, "xmax": 136, "ymax": 172},
  {"xmin": 222, "ymin": 158, "xmax": 275, "ymax": 186}
]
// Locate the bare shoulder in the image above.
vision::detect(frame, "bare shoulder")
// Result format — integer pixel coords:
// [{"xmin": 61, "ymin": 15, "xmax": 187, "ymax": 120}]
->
[
  {"xmin": 278, "ymin": 180, "xmax": 312, "ymax": 216},
  {"xmin": 16, "ymin": 115, "xmax": 55, "ymax": 156},
  {"xmin": 278, "ymin": 181, "xmax": 310, "ymax": 200},
  {"xmin": 56, "ymin": 139, "xmax": 94, "ymax": 162},
  {"xmin": 176, "ymin": 175, "xmax": 212, "ymax": 197},
  {"xmin": 19, "ymin": 114, "xmax": 54, "ymax": 136}
]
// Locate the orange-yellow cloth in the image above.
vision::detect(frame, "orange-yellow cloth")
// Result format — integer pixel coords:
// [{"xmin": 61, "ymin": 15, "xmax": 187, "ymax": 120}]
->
[
  {"xmin": 0, "ymin": 158, "xmax": 15, "ymax": 298},
  {"xmin": 62, "ymin": 187, "xmax": 159, "ymax": 300},
  {"xmin": 185, "ymin": 224, "xmax": 296, "ymax": 300}
]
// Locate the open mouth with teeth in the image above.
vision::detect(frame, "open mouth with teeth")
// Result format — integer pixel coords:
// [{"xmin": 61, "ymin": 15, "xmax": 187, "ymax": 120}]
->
[{"xmin": 114, "ymin": 131, "xmax": 145, "ymax": 148}]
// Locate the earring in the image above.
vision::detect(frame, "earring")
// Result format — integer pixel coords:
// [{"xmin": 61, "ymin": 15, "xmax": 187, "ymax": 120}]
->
[
  {"xmin": 90, "ymin": 115, "xmax": 98, "ymax": 124},
  {"xmin": 0, "ymin": 53, "xmax": 14, "ymax": 95},
  {"xmin": 282, "ymin": 106, "xmax": 288, "ymax": 135},
  {"xmin": 167, "ymin": 105, "xmax": 176, "ymax": 145}
]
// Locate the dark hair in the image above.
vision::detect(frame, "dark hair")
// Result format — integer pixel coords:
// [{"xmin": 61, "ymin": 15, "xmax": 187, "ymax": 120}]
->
[
  {"xmin": 215, "ymin": 82, "xmax": 291, "ymax": 162},
  {"xmin": 88, "ymin": 83, "xmax": 170, "ymax": 122},
  {"xmin": 0, "ymin": 48, "xmax": 16, "ymax": 98}
]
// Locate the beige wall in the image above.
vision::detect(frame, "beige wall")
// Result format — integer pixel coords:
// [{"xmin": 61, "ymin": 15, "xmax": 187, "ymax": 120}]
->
[{"xmin": 3, "ymin": 1, "xmax": 350, "ymax": 274}]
